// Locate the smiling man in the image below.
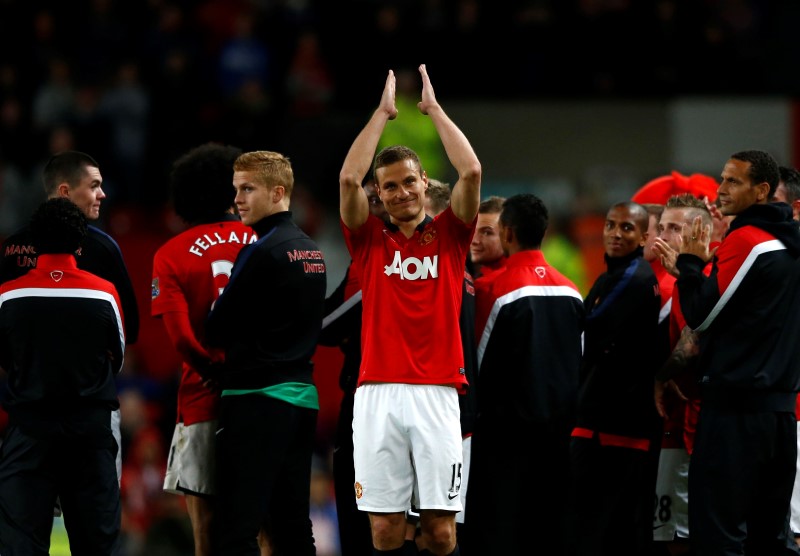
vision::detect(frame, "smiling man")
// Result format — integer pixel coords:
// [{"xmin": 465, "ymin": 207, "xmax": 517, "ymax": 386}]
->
[
  {"xmin": 569, "ymin": 200, "xmax": 663, "ymax": 556},
  {"xmin": 339, "ymin": 64, "xmax": 481, "ymax": 556},
  {"xmin": 470, "ymin": 196, "xmax": 506, "ymax": 279}
]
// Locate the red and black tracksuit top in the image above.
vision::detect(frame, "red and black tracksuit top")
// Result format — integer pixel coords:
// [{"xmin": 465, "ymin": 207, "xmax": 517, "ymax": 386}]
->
[
  {"xmin": 0, "ymin": 224, "xmax": 139, "ymax": 345},
  {"xmin": 676, "ymin": 203, "xmax": 800, "ymax": 412},
  {"xmin": 476, "ymin": 249, "xmax": 584, "ymax": 425},
  {"xmin": 0, "ymin": 253, "xmax": 125, "ymax": 420}
]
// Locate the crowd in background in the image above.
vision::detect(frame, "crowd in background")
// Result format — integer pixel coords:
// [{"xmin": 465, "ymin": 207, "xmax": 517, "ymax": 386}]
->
[
  {"xmin": 0, "ymin": 0, "xmax": 798, "ymax": 218},
  {"xmin": 0, "ymin": 1, "xmax": 798, "ymax": 554}
]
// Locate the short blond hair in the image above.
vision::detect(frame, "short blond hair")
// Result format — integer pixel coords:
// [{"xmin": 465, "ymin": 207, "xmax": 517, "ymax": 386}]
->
[
  {"xmin": 234, "ymin": 151, "xmax": 294, "ymax": 198},
  {"xmin": 426, "ymin": 178, "xmax": 451, "ymax": 215}
]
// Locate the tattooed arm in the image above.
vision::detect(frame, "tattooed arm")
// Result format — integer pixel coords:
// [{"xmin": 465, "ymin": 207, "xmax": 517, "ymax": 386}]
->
[{"xmin": 654, "ymin": 325, "xmax": 699, "ymax": 418}]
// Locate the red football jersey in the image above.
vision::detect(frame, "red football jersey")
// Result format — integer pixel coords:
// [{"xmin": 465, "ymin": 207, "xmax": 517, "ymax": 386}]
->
[
  {"xmin": 151, "ymin": 220, "xmax": 256, "ymax": 424},
  {"xmin": 343, "ymin": 207, "xmax": 474, "ymax": 390},
  {"xmin": 474, "ymin": 260, "xmax": 508, "ymax": 342},
  {"xmin": 651, "ymin": 258, "xmax": 676, "ymax": 324}
]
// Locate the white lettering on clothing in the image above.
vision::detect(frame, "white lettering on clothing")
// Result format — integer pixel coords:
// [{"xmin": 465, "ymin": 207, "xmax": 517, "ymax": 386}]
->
[
  {"xmin": 384, "ymin": 251, "xmax": 438, "ymax": 280},
  {"xmin": 189, "ymin": 230, "xmax": 256, "ymax": 256}
]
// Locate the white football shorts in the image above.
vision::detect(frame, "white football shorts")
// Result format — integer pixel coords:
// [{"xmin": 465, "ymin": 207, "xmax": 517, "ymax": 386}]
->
[
  {"xmin": 353, "ymin": 383, "xmax": 463, "ymax": 514},
  {"xmin": 653, "ymin": 447, "xmax": 690, "ymax": 541},
  {"xmin": 790, "ymin": 421, "xmax": 800, "ymax": 536},
  {"xmin": 163, "ymin": 420, "xmax": 217, "ymax": 496}
]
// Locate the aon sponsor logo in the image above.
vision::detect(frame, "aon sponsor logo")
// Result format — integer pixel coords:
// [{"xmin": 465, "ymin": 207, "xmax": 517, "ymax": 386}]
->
[{"xmin": 384, "ymin": 251, "xmax": 438, "ymax": 280}]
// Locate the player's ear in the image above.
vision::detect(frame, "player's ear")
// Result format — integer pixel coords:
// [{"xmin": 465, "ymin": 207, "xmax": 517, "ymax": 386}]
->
[
  {"xmin": 503, "ymin": 223, "xmax": 514, "ymax": 245},
  {"xmin": 755, "ymin": 181, "xmax": 770, "ymax": 202}
]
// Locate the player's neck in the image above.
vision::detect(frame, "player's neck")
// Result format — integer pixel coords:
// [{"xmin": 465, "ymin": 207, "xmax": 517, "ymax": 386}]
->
[{"xmin": 393, "ymin": 212, "xmax": 426, "ymax": 238}]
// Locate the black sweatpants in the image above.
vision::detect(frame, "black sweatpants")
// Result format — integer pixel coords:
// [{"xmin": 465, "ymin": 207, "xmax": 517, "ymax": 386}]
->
[
  {"xmin": 569, "ymin": 435, "xmax": 655, "ymax": 556},
  {"xmin": 689, "ymin": 408, "xmax": 800, "ymax": 556},
  {"xmin": 213, "ymin": 393, "xmax": 318, "ymax": 556},
  {"xmin": 0, "ymin": 407, "xmax": 121, "ymax": 555}
]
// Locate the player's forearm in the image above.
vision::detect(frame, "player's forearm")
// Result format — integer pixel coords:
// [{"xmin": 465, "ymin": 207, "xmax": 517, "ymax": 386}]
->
[
  {"xmin": 163, "ymin": 311, "xmax": 213, "ymax": 369},
  {"xmin": 655, "ymin": 326, "xmax": 699, "ymax": 382},
  {"xmin": 428, "ymin": 106, "xmax": 481, "ymax": 181},
  {"xmin": 340, "ymin": 109, "xmax": 391, "ymax": 186},
  {"xmin": 340, "ymin": 110, "xmax": 389, "ymax": 229},
  {"xmin": 428, "ymin": 105, "xmax": 481, "ymax": 221}
]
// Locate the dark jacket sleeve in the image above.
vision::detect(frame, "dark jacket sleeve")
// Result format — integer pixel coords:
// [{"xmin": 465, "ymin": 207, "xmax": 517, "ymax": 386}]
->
[
  {"xmin": 318, "ymin": 264, "xmax": 360, "ymax": 347},
  {"xmin": 675, "ymin": 253, "xmax": 719, "ymax": 330},
  {"xmin": 205, "ymin": 245, "xmax": 254, "ymax": 348},
  {"xmin": 82, "ymin": 230, "xmax": 140, "ymax": 345}
]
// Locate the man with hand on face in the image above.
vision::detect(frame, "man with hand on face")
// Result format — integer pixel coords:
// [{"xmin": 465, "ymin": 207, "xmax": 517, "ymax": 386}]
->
[
  {"xmin": 667, "ymin": 150, "xmax": 800, "ymax": 555},
  {"xmin": 649, "ymin": 194, "xmax": 714, "ymax": 553}
]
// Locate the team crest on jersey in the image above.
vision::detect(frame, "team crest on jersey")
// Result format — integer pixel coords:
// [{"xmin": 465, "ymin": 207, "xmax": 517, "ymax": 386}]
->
[
  {"xmin": 354, "ymin": 482, "xmax": 363, "ymax": 500},
  {"xmin": 151, "ymin": 278, "xmax": 160, "ymax": 300},
  {"xmin": 535, "ymin": 266, "xmax": 546, "ymax": 278},
  {"xmin": 50, "ymin": 270, "xmax": 63, "ymax": 282},
  {"xmin": 419, "ymin": 226, "xmax": 437, "ymax": 246}
]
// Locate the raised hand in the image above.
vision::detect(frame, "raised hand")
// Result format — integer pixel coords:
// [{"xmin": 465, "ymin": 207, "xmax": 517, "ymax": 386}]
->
[
  {"xmin": 652, "ymin": 237, "xmax": 680, "ymax": 277},
  {"xmin": 417, "ymin": 64, "xmax": 438, "ymax": 116},
  {"xmin": 381, "ymin": 69, "xmax": 398, "ymax": 120},
  {"xmin": 681, "ymin": 215, "xmax": 715, "ymax": 262},
  {"xmin": 703, "ymin": 196, "xmax": 730, "ymax": 244}
]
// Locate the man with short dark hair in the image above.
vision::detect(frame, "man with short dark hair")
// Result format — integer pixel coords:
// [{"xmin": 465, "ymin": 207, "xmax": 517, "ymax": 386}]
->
[
  {"xmin": 0, "ymin": 150, "xmax": 139, "ymax": 344},
  {"xmin": 0, "ymin": 149, "xmax": 138, "ymax": 523},
  {"xmin": 470, "ymin": 196, "xmax": 506, "ymax": 281},
  {"xmin": 339, "ymin": 64, "xmax": 481, "ymax": 556},
  {"xmin": 775, "ymin": 165, "xmax": 800, "ymax": 221},
  {"xmin": 669, "ymin": 150, "xmax": 800, "ymax": 555},
  {"xmin": 151, "ymin": 142, "xmax": 252, "ymax": 556},
  {"xmin": 467, "ymin": 193, "xmax": 583, "ymax": 554},
  {"xmin": 570, "ymin": 200, "xmax": 662, "ymax": 556},
  {"xmin": 472, "ymin": 196, "xmax": 508, "ymax": 343},
  {"xmin": 0, "ymin": 197, "xmax": 125, "ymax": 555}
]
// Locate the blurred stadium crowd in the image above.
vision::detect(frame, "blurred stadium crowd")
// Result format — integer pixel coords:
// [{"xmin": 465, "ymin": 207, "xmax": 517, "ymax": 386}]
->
[
  {"xmin": 0, "ymin": 1, "xmax": 795, "ymax": 554},
  {"xmin": 0, "ymin": 0, "xmax": 797, "ymax": 218}
]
